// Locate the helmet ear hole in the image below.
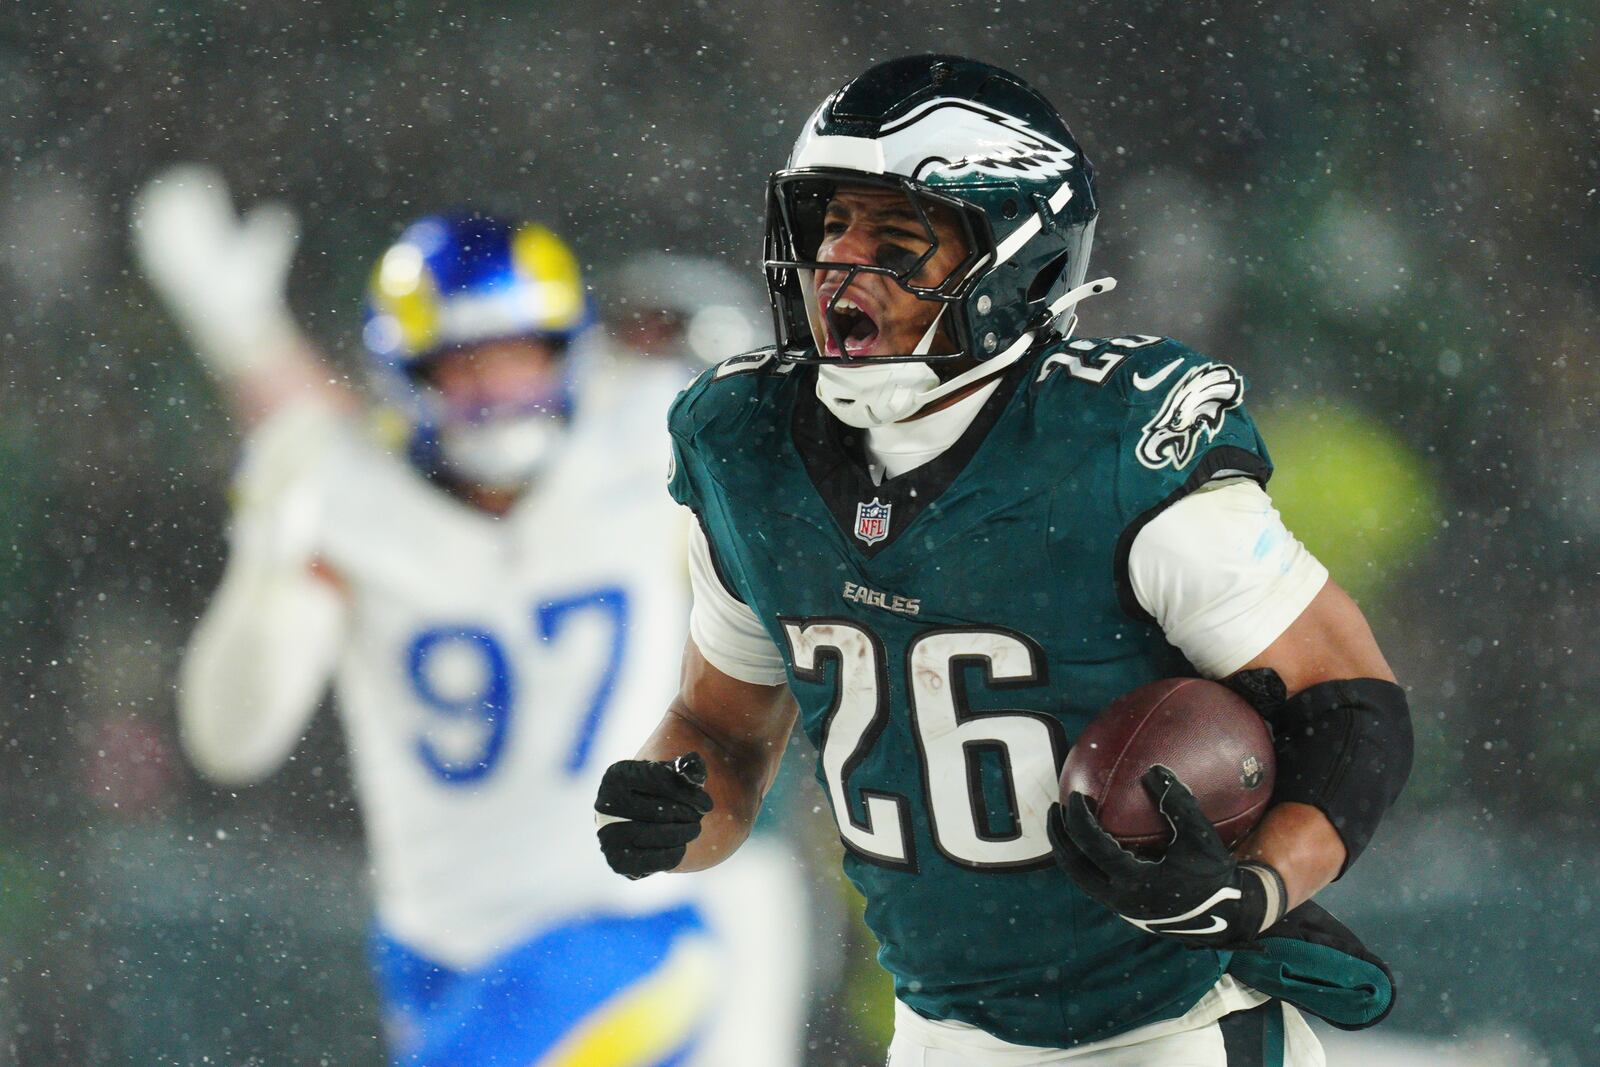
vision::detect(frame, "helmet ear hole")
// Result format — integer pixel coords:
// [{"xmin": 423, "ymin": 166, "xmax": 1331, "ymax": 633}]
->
[
  {"xmin": 1000, "ymin": 199, "xmax": 1020, "ymax": 220},
  {"xmin": 1026, "ymin": 250, "xmax": 1072, "ymax": 305}
]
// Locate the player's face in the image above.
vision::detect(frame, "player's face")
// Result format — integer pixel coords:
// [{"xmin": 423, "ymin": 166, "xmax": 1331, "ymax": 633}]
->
[
  {"xmin": 424, "ymin": 337, "xmax": 564, "ymax": 420},
  {"xmin": 812, "ymin": 184, "xmax": 969, "ymax": 359}
]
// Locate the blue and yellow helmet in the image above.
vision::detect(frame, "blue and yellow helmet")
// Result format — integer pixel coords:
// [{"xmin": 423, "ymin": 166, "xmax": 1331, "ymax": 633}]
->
[{"xmin": 362, "ymin": 213, "xmax": 594, "ymax": 373}]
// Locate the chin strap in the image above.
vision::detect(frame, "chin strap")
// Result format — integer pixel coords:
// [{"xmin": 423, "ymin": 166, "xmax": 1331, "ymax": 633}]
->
[
  {"xmin": 911, "ymin": 304, "xmax": 948, "ymax": 356},
  {"xmin": 437, "ymin": 412, "xmax": 566, "ymax": 491},
  {"xmin": 1047, "ymin": 276, "xmax": 1117, "ymax": 337},
  {"xmin": 912, "ymin": 332, "xmax": 1033, "ymax": 410},
  {"xmin": 816, "ymin": 360, "xmax": 938, "ymax": 427}
]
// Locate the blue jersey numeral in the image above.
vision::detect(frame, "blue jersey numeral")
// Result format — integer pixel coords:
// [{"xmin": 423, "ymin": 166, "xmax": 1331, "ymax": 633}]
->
[
  {"xmin": 536, "ymin": 587, "xmax": 630, "ymax": 774},
  {"xmin": 406, "ymin": 587, "xmax": 631, "ymax": 786},
  {"xmin": 407, "ymin": 628, "xmax": 513, "ymax": 785}
]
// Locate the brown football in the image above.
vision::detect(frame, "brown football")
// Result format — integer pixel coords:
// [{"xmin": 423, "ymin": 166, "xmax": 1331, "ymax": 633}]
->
[{"xmin": 1059, "ymin": 677, "xmax": 1275, "ymax": 852}]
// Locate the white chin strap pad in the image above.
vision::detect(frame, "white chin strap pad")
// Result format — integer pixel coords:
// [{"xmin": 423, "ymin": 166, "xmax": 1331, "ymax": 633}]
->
[
  {"xmin": 815, "ymin": 331, "xmax": 1037, "ymax": 429},
  {"xmin": 814, "ymin": 304, "xmax": 951, "ymax": 428},
  {"xmin": 817, "ymin": 361, "xmax": 940, "ymax": 428}
]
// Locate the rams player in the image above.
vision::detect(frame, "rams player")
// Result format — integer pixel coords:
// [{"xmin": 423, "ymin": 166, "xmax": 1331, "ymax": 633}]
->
[
  {"xmin": 597, "ymin": 56, "xmax": 1412, "ymax": 1065},
  {"xmin": 133, "ymin": 168, "xmax": 806, "ymax": 1066}
]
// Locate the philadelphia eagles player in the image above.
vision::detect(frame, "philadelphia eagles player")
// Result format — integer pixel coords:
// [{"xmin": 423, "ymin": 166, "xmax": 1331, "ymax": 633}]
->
[
  {"xmin": 596, "ymin": 56, "xmax": 1411, "ymax": 1066},
  {"xmin": 132, "ymin": 169, "xmax": 808, "ymax": 1067}
]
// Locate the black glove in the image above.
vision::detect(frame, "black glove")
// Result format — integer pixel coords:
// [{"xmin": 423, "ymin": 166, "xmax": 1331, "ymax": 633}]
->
[
  {"xmin": 1047, "ymin": 765, "xmax": 1287, "ymax": 949},
  {"xmin": 595, "ymin": 752, "xmax": 714, "ymax": 880}
]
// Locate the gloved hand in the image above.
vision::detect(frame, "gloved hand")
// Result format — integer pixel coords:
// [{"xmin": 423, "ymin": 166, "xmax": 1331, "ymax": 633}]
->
[
  {"xmin": 1048, "ymin": 765, "xmax": 1287, "ymax": 949},
  {"xmin": 595, "ymin": 752, "xmax": 713, "ymax": 880},
  {"xmin": 130, "ymin": 163, "xmax": 302, "ymax": 377}
]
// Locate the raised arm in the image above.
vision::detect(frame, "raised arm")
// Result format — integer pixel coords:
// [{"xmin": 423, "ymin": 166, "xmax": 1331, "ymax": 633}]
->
[
  {"xmin": 130, "ymin": 164, "xmax": 351, "ymax": 428},
  {"xmin": 180, "ymin": 547, "xmax": 347, "ymax": 785},
  {"xmin": 177, "ymin": 404, "xmax": 351, "ymax": 785}
]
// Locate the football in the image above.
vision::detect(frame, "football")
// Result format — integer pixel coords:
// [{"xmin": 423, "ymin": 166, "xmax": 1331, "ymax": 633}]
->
[{"xmin": 1059, "ymin": 678, "xmax": 1275, "ymax": 852}]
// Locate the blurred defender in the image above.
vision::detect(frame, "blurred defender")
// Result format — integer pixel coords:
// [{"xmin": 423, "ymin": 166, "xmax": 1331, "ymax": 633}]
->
[{"xmin": 132, "ymin": 169, "xmax": 806, "ymax": 1066}]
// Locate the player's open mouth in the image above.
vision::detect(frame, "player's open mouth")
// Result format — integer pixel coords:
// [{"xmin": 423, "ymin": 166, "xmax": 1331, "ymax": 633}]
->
[{"xmin": 822, "ymin": 294, "xmax": 881, "ymax": 357}]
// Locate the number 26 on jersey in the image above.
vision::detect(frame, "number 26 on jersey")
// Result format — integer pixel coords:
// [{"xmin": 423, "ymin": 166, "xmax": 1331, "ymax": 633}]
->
[{"xmin": 784, "ymin": 619, "xmax": 1064, "ymax": 871}]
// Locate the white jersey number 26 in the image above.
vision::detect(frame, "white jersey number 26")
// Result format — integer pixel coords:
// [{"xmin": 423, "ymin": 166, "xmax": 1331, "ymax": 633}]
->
[{"xmin": 781, "ymin": 619, "xmax": 1063, "ymax": 871}]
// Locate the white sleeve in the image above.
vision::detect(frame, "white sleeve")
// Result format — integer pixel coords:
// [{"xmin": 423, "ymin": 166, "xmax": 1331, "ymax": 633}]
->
[
  {"xmin": 179, "ymin": 555, "xmax": 348, "ymax": 785},
  {"xmin": 178, "ymin": 402, "xmax": 350, "ymax": 785},
  {"xmin": 686, "ymin": 519, "xmax": 789, "ymax": 687},
  {"xmin": 1128, "ymin": 478, "xmax": 1328, "ymax": 679}
]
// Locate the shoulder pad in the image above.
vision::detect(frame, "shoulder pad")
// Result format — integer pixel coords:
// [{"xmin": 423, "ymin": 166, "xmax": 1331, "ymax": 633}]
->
[
  {"xmin": 1069, "ymin": 337, "xmax": 1270, "ymax": 620},
  {"xmin": 1034, "ymin": 335, "xmax": 1255, "ymax": 468},
  {"xmin": 667, "ymin": 347, "xmax": 795, "ymax": 512},
  {"xmin": 1032, "ymin": 335, "xmax": 1196, "ymax": 399},
  {"xmin": 669, "ymin": 346, "xmax": 790, "ymax": 438}
]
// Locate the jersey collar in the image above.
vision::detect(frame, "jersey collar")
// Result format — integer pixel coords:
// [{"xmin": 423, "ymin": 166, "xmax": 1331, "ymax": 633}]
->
[{"xmin": 790, "ymin": 355, "xmax": 1028, "ymax": 560}]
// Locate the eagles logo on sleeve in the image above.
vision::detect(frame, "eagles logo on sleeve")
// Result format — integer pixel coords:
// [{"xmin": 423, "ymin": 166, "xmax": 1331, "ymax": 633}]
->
[{"xmin": 1135, "ymin": 363, "xmax": 1245, "ymax": 471}]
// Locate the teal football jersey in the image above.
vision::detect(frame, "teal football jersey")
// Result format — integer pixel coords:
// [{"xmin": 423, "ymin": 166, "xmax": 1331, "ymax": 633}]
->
[{"xmin": 667, "ymin": 336, "xmax": 1273, "ymax": 1049}]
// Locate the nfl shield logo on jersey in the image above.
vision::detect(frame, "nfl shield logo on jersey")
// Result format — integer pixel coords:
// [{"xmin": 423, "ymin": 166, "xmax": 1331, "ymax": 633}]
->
[{"xmin": 855, "ymin": 498, "xmax": 891, "ymax": 546}]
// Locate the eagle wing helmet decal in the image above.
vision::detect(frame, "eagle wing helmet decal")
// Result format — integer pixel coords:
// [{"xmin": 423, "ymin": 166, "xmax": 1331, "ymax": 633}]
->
[
  {"xmin": 1136, "ymin": 363, "xmax": 1245, "ymax": 470},
  {"xmin": 872, "ymin": 98, "xmax": 1079, "ymax": 182}
]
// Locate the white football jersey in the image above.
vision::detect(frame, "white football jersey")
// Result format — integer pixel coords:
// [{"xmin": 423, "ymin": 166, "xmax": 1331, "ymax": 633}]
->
[{"xmin": 296, "ymin": 351, "xmax": 701, "ymax": 968}]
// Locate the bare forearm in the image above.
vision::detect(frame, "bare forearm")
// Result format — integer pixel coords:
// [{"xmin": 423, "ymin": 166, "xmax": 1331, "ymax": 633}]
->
[
  {"xmin": 637, "ymin": 700, "xmax": 780, "ymax": 871},
  {"xmin": 604, "ymin": 643, "xmax": 797, "ymax": 877},
  {"xmin": 229, "ymin": 339, "xmax": 353, "ymax": 429},
  {"xmin": 1234, "ymin": 801, "xmax": 1345, "ymax": 912},
  {"xmin": 1231, "ymin": 580, "xmax": 1396, "ymax": 911}
]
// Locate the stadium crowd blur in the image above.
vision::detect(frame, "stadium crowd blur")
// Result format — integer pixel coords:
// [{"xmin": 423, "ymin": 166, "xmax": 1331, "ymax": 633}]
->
[{"xmin": 1, "ymin": 1, "xmax": 1595, "ymax": 1063}]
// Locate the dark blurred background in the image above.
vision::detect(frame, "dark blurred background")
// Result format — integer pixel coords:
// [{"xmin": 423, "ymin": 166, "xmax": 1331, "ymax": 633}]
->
[{"xmin": 2, "ymin": 1, "xmax": 1596, "ymax": 1063}]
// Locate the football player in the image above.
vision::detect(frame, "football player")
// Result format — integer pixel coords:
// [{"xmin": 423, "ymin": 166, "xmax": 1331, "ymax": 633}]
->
[
  {"xmin": 132, "ymin": 168, "xmax": 807, "ymax": 1066},
  {"xmin": 596, "ymin": 56, "xmax": 1412, "ymax": 1066}
]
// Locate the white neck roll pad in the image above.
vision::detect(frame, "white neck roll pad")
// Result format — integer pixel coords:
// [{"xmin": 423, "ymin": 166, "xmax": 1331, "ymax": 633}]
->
[{"xmin": 816, "ymin": 331, "xmax": 1035, "ymax": 429}]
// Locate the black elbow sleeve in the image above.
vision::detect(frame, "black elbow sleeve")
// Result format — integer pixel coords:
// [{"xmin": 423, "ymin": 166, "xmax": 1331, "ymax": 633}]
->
[{"xmin": 1272, "ymin": 678, "xmax": 1413, "ymax": 874}]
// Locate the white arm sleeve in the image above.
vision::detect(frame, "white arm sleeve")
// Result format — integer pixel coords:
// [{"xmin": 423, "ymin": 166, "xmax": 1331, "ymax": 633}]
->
[
  {"xmin": 1128, "ymin": 478, "xmax": 1328, "ymax": 679},
  {"xmin": 178, "ymin": 401, "xmax": 350, "ymax": 784},
  {"xmin": 179, "ymin": 555, "xmax": 347, "ymax": 785},
  {"xmin": 686, "ymin": 519, "xmax": 789, "ymax": 686}
]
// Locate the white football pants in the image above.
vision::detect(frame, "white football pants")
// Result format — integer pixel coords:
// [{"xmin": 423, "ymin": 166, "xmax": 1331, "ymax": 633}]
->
[{"xmin": 692, "ymin": 837, "xmax": 811, "ymax": 1067}]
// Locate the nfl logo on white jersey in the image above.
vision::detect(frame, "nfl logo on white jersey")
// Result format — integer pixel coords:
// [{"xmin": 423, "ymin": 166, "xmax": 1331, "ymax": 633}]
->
[{"xmin": 855, "ymin": 498, "xmax": 891, "ymax": 545}]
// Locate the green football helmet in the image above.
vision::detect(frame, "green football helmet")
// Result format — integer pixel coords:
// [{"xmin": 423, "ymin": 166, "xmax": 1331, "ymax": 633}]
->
[{"xmin": 764, "ymin": 54, "xmax": 1105, "ymax": 369}]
